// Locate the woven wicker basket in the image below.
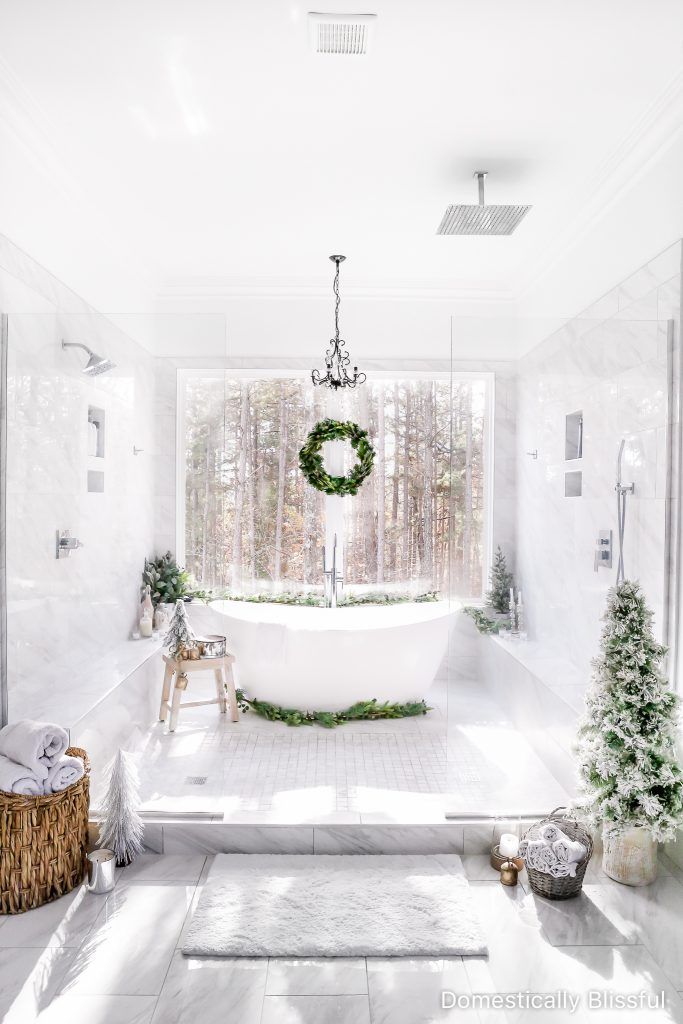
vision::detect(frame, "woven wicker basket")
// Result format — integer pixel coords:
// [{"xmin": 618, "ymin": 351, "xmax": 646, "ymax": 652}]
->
[
  {"xmin": 520, "ymin": 806, "xmax": 593, "ymax": 900},
  {"xmin": 0, "ymin": 747, "xmax": 90, "ymax": 915}
]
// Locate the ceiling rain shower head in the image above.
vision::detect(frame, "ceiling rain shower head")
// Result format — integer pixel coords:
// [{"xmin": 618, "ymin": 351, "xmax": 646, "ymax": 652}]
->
[
  {"xmin": 437, "ymin": 172, "xmax": 532, "ymax": 236},
  {"xmin": 62, "ymin": 340, "xmax": 116, "ymax": 376}
]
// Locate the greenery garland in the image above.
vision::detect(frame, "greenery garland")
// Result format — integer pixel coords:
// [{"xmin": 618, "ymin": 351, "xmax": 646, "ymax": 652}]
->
[
  {"xmin": 299, "ymin": 418, "xmax": 375, "ymax": 496},
  {"xmin": 462, "ymin": 606, "xmax": 501, "ymax": 635},
  {"xmin": 220, "ymin": 590, "xmax": 439, "ymax": 608},
  {"xmin": 236, "ymin": 690, "xmax": 429, "ymax": 728}
]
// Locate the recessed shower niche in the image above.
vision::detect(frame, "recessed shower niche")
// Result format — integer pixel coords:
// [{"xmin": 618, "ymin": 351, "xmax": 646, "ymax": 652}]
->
[{"xmin": 565, "ymin": 410, "xmax": 583, "ymax": 461}]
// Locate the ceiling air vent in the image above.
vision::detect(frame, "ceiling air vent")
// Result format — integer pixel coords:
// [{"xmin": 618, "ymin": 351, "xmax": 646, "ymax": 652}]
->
[{"xmin": 308, "ymin": 13, "xmax": 377, "ymax": 56}]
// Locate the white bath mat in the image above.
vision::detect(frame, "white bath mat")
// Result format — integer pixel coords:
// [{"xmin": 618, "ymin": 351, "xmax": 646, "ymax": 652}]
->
[{"xmin": 182, "ymin": 853, "xmax": 488, "ymax": 957}]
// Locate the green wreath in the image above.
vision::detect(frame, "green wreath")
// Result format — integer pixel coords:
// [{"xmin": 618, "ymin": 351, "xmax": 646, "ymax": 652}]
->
[{"xmin": 299, "ymin": 418, "xmax": 375, "ymax": 496}]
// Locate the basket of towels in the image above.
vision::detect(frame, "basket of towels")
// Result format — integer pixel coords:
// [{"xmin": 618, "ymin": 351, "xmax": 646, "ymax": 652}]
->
[
  {"xmin": 0, "ymin": 720, "xmax": 89, "ymax": 914},
  {"xmin": 519, "ymin": 806, "xmax": 593, "ymax": 900}
]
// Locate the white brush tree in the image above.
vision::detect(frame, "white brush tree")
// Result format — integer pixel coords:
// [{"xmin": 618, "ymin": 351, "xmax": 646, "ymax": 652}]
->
[
  {"xmin": 98, "ymin": 749, "xmax": 144, "ymax": 866},
  {"xmin": 575, "ymin": 580, "xmax": 683, "ymax": 842},
  {"xmin": 164, "ymin": 599, "xmax": 197, "ymax": 658}
]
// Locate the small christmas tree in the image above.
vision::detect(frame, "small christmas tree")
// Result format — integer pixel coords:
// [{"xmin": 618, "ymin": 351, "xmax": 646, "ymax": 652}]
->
[
  {"xmin": 575, "ymin": 581, "xmax": 683, "ymax": 842},
  {"xmin": 98, "ymin": 749, "xmax": 144, "ymax": 866},
  {"xmin": 486, "ymin": 546, "xmax": 514, "ymax": 614},
  {"xmin": 164, "ymin": 599, "xmax": 197, "ymax": 658}
]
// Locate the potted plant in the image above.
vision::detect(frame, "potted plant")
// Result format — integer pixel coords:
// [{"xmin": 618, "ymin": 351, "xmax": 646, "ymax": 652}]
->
[
  {"xmin": 142, "ymin": 551, "xmax": 211, "ymax": 613},
  {"xmin": 575, "ymin": 581, "xmax": 683, "ymax": 885}
]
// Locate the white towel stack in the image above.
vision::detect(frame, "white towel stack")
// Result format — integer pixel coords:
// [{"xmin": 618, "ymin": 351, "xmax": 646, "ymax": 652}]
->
[
  {"xmin": 0, "ymin": 721, "xmax": 83, "ymax": 796},
  {"xmin": 519, "ymin": 826, "xmax": 587, "ymax": 878}
]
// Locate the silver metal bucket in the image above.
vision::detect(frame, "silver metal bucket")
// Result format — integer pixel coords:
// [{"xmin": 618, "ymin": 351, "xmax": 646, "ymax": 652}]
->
[
  {"xmin": 200, "ymin": 634, "xmax": 227, "ymax": 658},
  {"xmin": 87, "ymin": 849, "xmax": 116, "ymax": 894}
]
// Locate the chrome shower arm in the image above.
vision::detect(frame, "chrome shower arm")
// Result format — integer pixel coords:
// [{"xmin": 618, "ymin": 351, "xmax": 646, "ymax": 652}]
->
[{"xmin": 62, "ymin": 340, "xmax": 94, "ymax": 358}]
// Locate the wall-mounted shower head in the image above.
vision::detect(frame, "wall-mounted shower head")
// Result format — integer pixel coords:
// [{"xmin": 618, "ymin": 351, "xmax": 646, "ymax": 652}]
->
[
  {"xmin": 436, "ymin": 171, "xmax": 532, "ymax": 236},
  {"xmin": 62, "ymin": 340, "xmax": 116, "ymax": 376}
]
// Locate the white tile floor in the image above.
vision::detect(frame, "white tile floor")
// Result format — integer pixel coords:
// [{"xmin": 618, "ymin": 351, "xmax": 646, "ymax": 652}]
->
[
  {"xmin": 1, "ymin": 853, "xmax": 682, "ymax": 1023},
  {"xmin": 124, "ymin": 676, "xmax": 569, "ymax": 824}
]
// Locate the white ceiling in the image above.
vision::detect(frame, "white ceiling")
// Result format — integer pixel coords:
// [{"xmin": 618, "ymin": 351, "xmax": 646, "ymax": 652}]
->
[{"xmin": 0, "ymin": 0, "xmax": 682, "ymax": 315}]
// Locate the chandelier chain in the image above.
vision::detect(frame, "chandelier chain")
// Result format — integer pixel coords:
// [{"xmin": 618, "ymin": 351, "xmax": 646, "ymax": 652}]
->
[{"xmin": 333, "ymin": 258, "xmax": 341, "ymax": 342}]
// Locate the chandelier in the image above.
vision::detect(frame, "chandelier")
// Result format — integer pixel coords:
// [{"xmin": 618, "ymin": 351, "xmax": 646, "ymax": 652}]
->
[{"xmin": 311, "ymin": 255, "xmax": 366, "ymax": 390}]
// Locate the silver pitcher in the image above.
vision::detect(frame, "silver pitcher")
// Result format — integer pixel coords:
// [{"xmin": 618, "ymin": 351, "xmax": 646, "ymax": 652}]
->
[{"xmin": 87, "ymin": 849, "xmax": 116, "ymax": 894}]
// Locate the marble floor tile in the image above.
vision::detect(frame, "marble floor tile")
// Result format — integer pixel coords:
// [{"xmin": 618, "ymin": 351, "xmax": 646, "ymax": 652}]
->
[
  {"xmin": 0, "ymin": 946, "xmax": 76, "ymax": 1023},
  {"xmin": 265, "ymin": 957, "xmax": 368, "ymax": 995},
  {"xmin": 57, "ymin": 883, "xmax": 195, "ymax": 996},
  {"xmin": 151, "ymin": 951, "xmax": 267, "ymax": 1024},
  {"xmin": 461, "ymin": 882, "xmax": 554, "ymax": 996},
  {"xmin": 606, "ymin": 875, "xmax": 683, "ymax": 989},
  {"xmin": 118, "ymin": 855, "xmax": 206, "ymax": 885},
  {"xmin": 260, "ymin": 993, "xmax": 371, "ymax": 1024},
  {"xmin": 527, "ymin": 884, "xmax": 641, "ymax": 947},
  {"xmin": 366, "ymin": 957, "xmax": 479, "ymax": 1024},
  {"xmin": 0, "ymin": 886, "xmax": 108, "ymax": 949},
  {"xmin": 513, "ymin": 945, "xmax": 683, "ymax": 1024},
  {"xmin": 35, "ymin": 993, "xmax": 157, "ymax": 1024}
]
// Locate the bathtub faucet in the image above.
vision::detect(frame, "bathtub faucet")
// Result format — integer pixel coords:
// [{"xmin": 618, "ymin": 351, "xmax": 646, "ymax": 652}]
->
[{"xmin": 323, "ymin": 534, "xmax": 343, "ymax": 608}]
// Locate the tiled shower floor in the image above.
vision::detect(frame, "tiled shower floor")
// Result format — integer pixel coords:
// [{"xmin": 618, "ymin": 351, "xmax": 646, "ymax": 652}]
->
[{"xmin": 124, "ymin": 676, "xmax": 569, "ymax": 824}]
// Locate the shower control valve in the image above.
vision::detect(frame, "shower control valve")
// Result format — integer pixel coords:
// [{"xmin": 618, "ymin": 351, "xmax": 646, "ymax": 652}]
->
[
  {"xmin": 594, "ymin": 530, "xmax": 612, "ymax": 572},
  {"xmin": 56, "ymin": 529, "xmax": 84, "ymax": 559}
]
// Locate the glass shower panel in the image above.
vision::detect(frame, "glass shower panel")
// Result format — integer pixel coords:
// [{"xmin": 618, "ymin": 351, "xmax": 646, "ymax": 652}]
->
[{"xmin": 445, "ymin": 304, "xmax": 677, "ymax": 826}]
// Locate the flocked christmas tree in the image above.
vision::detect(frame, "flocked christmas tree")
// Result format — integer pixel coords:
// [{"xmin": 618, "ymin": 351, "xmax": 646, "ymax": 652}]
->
[
  {"xmin": 98, "ymin": 749, "xmax": 144, "ymax": 866},
  {"xmin": 486, "ymin": 545, "xmax": 514, "ymax": 614},
  {"xmin": 575, "ymin": 580, "xmax": 683, "ymax": 842},
  {"xmin": 164, "ymin": 599, "xmax": 198, "ymax": 658}
]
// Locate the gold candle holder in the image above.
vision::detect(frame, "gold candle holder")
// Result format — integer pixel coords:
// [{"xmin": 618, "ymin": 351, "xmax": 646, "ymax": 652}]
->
[
  {"xmin": 500, "ymin": 858, "xmax": 519, "ymax": 886},
  {"xmin": 490, "ymin": 844, "xmax": 524, "ymax": 872}
]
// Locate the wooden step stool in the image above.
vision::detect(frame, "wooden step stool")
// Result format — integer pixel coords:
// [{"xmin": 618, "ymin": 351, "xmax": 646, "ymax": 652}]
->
[{"xmin": 159, "ymin": 654, "xmax": 240, "ymax": 732}]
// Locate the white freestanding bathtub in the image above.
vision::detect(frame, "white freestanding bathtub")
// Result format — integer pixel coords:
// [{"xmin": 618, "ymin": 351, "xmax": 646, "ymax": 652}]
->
[{"xmin": 209, "ymin": 599, "xmax": 457, "ymax": 712}]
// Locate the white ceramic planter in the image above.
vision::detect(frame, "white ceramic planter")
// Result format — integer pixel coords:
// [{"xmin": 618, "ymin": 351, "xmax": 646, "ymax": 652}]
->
[{"xmin": 602, "ymin": 826, "xmax": 658, "ymax": 886}]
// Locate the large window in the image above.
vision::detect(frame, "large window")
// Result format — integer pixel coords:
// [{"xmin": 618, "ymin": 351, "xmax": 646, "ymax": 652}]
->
[{"xmin": 179, "ymin": 371, "xmax": 491, "ymax": 598}]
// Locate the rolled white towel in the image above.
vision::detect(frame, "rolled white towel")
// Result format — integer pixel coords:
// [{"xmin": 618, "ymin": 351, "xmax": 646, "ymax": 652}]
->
[
  {"xmin": 45, "ymin": 754, "xmax": 84, "ymax": 794},
  {"xmin": 0, "ymin": 753, "xmax": 44, "ymax": 796},
  {"xmin": 537, "ymin": 845, "xmax": 559, "ymax": 871},
  {"xmin": 553, "ymin": 837, "xmax": 586, "ymax": 866},
  {"xmin": 520, "ymin": 838, "xmax": 544, "ymax": 867},
  {"xmin": 539, "ymin": 823, "xmax": 564, "ymax": 845},
  {"xmin": 548, "ymin": 860, "xmax": 572, "ymax": 878},
  {"xmin": 0, "ymin": 720, "xmax": 68, "ymax": 779}
]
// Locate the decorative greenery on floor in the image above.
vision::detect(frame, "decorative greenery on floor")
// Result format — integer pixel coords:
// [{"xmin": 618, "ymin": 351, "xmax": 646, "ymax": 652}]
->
[
  {"xmin": 220, "ymin": 590, "xmax": 439, "ymax": 607},
  {"xmin": 299, "ymin": 418, "xmax": 375, "ymax": 495},
  {"xmin": 462, "ymin": 606, "xmax": 502, "ymax": 634},
  {"xmin": 236, "ymin": 690, "xmax": 430, "ymax": 728}
]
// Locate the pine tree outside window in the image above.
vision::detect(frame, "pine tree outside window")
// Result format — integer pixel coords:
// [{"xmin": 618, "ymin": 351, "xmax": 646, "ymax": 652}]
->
[{"xmin": 177, "ymin": 369, "xmax": 492, "ymax": 600}]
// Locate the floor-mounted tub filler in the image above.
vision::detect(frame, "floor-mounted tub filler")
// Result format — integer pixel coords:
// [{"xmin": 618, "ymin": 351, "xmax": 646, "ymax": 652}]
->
[{"xmin": 210, "ymin": 599, "xmax": 457, "ymax": 712}]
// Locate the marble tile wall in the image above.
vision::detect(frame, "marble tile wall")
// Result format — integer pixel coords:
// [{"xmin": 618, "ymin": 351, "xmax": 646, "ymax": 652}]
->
[
  {"xmin": 515, "ymin": 240, "xmax": 682, "ymax": 679},
  {"xmin": 0, "ymin": 233, "xmax": 157, "ymax": 724}
]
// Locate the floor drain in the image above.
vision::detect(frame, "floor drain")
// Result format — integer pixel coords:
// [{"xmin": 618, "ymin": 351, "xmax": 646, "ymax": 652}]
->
[{"xmin": 184, "ymin": 776, "xmax": 208, "ymax": 786}]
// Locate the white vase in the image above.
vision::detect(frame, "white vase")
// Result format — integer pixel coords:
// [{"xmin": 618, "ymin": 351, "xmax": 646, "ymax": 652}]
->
[{"xmin": 602, "ymin": 825, "xmax": 658, "ymax": 886}]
